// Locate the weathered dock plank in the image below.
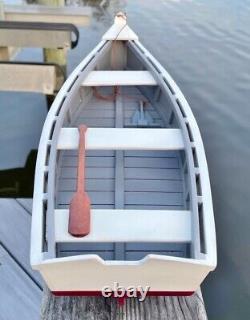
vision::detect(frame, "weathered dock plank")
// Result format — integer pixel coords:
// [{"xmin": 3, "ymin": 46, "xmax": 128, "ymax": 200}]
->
[
  {"xmin": 0, "ymin": 199, "xmax": 42, "ymax": 286},
  {"xmin": 41, "ymin": 288, "xmax": 207, "ymax": 320},
  {"xmin": 16, "ymin": 198, "xmax": 33, "ymax": 214},
  {"xmin": 0, "ymin": 245, "xmax": 41, "ymax": 320},
  {"xmin": 1, "ymin": 4, "xmax": 91, "ymax": 26}
]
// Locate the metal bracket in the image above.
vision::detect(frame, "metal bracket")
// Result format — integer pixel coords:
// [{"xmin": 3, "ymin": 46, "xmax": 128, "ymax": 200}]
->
[{"xmin": 130, "ymin": 101, "xmax": 161, "ymax": 127}]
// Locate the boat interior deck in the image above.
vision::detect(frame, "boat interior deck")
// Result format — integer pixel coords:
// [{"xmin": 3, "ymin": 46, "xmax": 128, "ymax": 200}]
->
[{"xmin": 56, "ymin": 86, "xmax": 190, "ymax": 260}]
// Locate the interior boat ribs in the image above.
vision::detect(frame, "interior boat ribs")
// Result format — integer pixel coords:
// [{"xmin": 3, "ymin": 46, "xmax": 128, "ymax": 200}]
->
[{"xmin": 31, "ymin": 13, "xmax": 217, "ymax": 296}]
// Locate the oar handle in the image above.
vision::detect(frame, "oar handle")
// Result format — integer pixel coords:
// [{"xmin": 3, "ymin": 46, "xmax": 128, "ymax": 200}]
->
[{"xmin": 77, "ymin": 125, "xmax": 87, "ymax": 192}]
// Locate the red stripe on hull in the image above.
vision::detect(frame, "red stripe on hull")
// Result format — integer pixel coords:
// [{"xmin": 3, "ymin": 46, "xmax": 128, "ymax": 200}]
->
[{"xmin": 52, "ymin": 291, "xmax": 194, "ymax": 297}]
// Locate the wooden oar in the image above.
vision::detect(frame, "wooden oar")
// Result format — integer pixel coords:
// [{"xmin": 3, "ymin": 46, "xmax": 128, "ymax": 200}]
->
[{"xmin": 68, "ymin": 125, "xmax": 90, "ymax": 237}]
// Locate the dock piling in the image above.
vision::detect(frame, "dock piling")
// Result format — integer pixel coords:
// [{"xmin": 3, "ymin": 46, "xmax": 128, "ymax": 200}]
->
[{"xmin": 37, "ymin": 0, "xmax": 66, "ymax": 107}]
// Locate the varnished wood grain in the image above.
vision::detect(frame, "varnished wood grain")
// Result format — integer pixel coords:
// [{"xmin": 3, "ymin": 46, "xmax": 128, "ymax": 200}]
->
[{"xmin": 41, "ymin": 287, "xmax": 207, "ymax": 320}]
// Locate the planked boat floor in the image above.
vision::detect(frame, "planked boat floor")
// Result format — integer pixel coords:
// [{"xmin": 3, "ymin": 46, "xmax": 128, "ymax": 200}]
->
[
  {"xmin": 0, "ymin": 198, "xmax": 207, "ymax": 319},
  {"xmin": 56, "ymin": 87, "xmax": 189, "ymax": 261},
  {"xmin": 57, "ymin": 87, "xmax": 180, "ymax": 211}
]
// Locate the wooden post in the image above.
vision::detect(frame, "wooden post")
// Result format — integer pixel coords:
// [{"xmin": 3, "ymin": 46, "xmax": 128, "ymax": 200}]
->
[
  {"xmin": 0, "ymin": 1, "xmax": 9, "ymax": 60},
  {"xmin": 37, "ymin": 0, "xmax": 66, "ymax": 107},
  {"xmin": 0, "ymin": 1, "xmax": 20, "ymax": 60},
  {"xmin": 0, "ymin": 2, "xmax": 3, "ymax": 19},
  {"xmin": 41, "ymin": 286, "xmax": 208, "ymax": 320}
]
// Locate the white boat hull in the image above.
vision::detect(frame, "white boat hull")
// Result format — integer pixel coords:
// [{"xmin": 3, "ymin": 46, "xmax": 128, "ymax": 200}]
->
[
  {"xmin": 36, "ymin": 256, "xmax": 212, "ymax": 295},
  {"xmin": 31, "ymin": 13, "xmax": 216, "ymax": 296}
]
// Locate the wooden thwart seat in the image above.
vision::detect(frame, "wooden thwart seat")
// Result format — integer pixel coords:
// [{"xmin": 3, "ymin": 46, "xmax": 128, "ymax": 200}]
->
[
  {"xmin": 55, "ymin": 209, "xmax": 192, "ymax": 243},
  {"xmin": 81, "ymin": 71, "xmax": 157, "ymax": 86},
  {"xmin": 57, "ymin": 128, "xmax": 184, "ymax": 150}
]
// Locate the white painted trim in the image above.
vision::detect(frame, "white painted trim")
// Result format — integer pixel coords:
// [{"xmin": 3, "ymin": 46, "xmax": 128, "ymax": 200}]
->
[
  {"xmin": 30, "ymin": 40, "xmax": 107, "ymax": 266},
  {"xmin": 55, "ymin": 209, "xmax": 192, "ymax": 243},
  {"xmin": 130, "ymin": 40, "xmax": 217, "ymax": 269},
  {"xmin": 102, "ymin": 15, "xmax": 138, "ymax": 41},
  {"xmin": 102, "ymin": 13, "xmax": 138, "ymax": 40},
  {"xmin": 82, "ymin": 71, "xmax": 156, "ymax": 86},
  {"xmin": 57, "ymin": 128, "xmax": 185, "ymax": 150},
  {"xmin": 36, "ymin": 255, "xmax": 213, "ymax": 292},
  {"xmin": 102, "ymin": 24, "xmax": 138, "ymax": 40}
]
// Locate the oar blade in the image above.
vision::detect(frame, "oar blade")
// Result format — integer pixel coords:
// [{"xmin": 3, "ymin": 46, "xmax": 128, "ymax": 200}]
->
[{"xmin": 68, "ymin": 191, "xmax": 91, "ymax": 237}]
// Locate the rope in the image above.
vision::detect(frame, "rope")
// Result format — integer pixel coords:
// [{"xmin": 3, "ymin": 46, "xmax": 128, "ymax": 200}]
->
[{"xmin": 92, "ymin": 85, "xmax": 148, "ymax": 105}]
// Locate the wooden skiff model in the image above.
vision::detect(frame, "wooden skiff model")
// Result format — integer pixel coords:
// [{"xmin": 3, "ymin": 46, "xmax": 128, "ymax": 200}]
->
[{"xmin": 31, "ymin": 13, "xmax": 216, "ymax": 296}]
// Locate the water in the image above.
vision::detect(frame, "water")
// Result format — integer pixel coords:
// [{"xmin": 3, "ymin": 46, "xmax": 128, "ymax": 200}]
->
[{"xmin": 1, "ymin": 0, "xmax": 250, "ymax": 318}]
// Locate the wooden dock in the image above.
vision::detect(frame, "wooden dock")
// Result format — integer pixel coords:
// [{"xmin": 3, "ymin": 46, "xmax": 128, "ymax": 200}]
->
[
  {"xmin": 0, "ymin": 198, "xmax": 207, "ymax": 319},
  {"xmin": 0, "ymin": 3, "xmax": 91, "ymax": 104},
  {"xmin": 0, "ymin": 4, "xmax": 91, "ymax": 26},
  {"xmin": 0, "ymin": 199, "xmax": 42, "ymax": 319}
]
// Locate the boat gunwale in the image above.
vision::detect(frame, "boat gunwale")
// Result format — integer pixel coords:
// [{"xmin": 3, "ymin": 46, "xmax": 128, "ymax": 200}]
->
[
  {"xmin": 30, "ymin": 39, "xmax": 109, "ymax": 266},
  {"xmin": 127, "ymin": 40, "xmax": 216, "ymax": 268}
]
